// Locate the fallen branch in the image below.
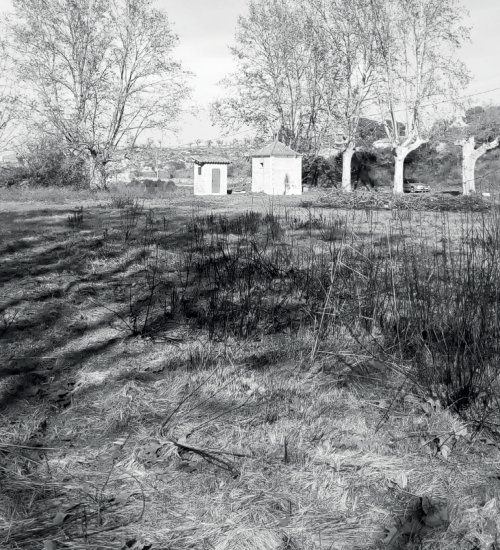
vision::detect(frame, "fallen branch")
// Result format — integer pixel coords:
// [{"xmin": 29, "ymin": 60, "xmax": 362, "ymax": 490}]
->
[{"xmin": 169, "ymin": 438, "xmax": 241, "ymax": 478}]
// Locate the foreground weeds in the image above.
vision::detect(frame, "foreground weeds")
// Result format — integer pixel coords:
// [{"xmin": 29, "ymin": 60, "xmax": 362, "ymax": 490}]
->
[{"xmin": 1, "ymin": 199, "xmax": 500, "ymax": 549}]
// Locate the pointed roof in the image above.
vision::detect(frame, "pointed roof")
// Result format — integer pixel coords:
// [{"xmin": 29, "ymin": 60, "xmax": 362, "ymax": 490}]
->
[{"xmin": 251, "ymin": 140, "xmax": 301, "ymax": 158}]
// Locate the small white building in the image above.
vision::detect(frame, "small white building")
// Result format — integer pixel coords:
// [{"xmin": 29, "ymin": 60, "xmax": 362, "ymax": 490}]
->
[
  {"xmin": 251, "ymin": 141, "xmax": 302, "ymax": 195},
  {"xmin": 0, "ymin": 150, "xmax": 18, "ymax": 165},
  {"xmin": 193, "ymin": 157, "xmax": 230, "ymax": 196}
]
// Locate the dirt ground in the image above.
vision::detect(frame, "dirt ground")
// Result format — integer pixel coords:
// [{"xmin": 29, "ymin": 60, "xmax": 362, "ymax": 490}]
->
[{"xmin": 1, "ymin": 191, "xmax": 499, "ymax": 550}]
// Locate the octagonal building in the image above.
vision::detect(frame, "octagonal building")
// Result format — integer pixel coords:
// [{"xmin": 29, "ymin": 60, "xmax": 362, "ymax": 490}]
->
[{"xmin": 251, "ymin": 141, "xmax": 302, "ymax": 195}]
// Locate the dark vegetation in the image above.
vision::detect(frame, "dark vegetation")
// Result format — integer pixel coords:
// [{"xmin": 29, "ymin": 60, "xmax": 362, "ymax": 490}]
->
[
  {"xmin": 168, "ymin": 207, "xmax": 500, "ymax": 425},
  {"xmin": 302, "ymin": 154, "xmax": 341, "ymax": 187},
  {"xmin": 301, "ymin": 142, "xmax": 500, "ymax": 192},
  {"xmin": 1, "ymin": 198, "xmax": 500, "ymax": 549},
  {"xmin": 406, "ymin": 143, "xmax": 500, "ymax": 193},
  {"xmin": 3, "ymin": 202, "xmax": 497, "ymax": 424},
  {"xmin": 0, "ymin": 136, "xmax": 89, "ymax": 188}
]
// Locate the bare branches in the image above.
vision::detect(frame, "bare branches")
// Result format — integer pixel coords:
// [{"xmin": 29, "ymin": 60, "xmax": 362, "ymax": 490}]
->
[
  {"xmin": 309, "ymin": 0, "xmax": 380, "ymax": 191},
  {"xmin": 0, "ymin": 38, "xmax": 19, "ymax": 150},
  {"xmin": 368, "ymin": 0, "xmax": 470, "ymax": 192},
  {"xmin": 10, "ymin": 0, "xmax": 190, "ymax": 187},
  {"xmin": 211, "ymin": 0, "xmax": 340, "ymax": 153}
]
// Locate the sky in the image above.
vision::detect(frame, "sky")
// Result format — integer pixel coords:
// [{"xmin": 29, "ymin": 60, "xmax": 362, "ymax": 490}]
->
[
  {"xmin": 1, "ymin": 0, "xmax": 500, "ymax": 146},
  {"xmin": 160, "ymin": 0, "xmax": 248, "ymax": 145},
  {"xmin": 162, "ymin": 0, "xmax": 500, "ymax": 146},
  {"xmin": 163, "ymin": 0, "xmax": 500, "ymax": 146}
]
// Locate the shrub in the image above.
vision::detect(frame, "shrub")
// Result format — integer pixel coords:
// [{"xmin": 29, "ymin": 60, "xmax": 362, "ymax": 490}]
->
[
  {"xmin": 0, "ymin": 164, "xmax": 27, "ymax": 187},
  {"xmin": 302, "ymin": 154, "xmax": 339, "ymax": 187},
  {"xmin": 166, "ymin": 180, "xmax": 176, "ymax": 192},
  {"xmin": 17, "ymin": 135, "xmax": 89, "ymax": 188},
  {"xmin": 352, "ymin": 151, "xmax": 378, "ymax": 189},
  {"xmin": 228, "ymin": 158, "xmax": 251, "ymax": 178}
]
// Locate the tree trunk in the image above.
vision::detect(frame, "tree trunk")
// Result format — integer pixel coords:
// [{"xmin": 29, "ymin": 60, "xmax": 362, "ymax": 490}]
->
[
  {"xmin": 462, "ymin": 141, "xmax": 476, "ymax": 195},
  {"xmin": 460, "ymin": 136, "xmax": 499, "ymax": 195},
  {"xmin": 342, "ymin": 143, "xmax": 355, "ymax": 192},
  {"xmin": 87, "ymin": 153, "xmax": 108, "ymax": 190},
  {"xmin": 393, "ymin": 147, "xmax": 407, "ymax": 194},
  {"xmin": 393, "ymin": 140, "xmax": 425, "ymax": 194}
]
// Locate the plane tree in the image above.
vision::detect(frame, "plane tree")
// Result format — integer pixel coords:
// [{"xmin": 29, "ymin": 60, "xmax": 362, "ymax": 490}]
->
[
  {"xmin": 10, "ymin": 0, "xmax": 190, "ymax": 188},
  {"xmin": 211, "ymin": 0, "xmax": 341, "ymax": 153},
  {"xmin": 0, "ymin": 39, "xmax": 18, "ymax": 150},
  {"xmin": 369, "ymin": 0, "xmax": 470, "ymax": 193},
  {"xmin": 309, "ymin": 0, "xmax": 379, "ymax": 192},
  {"xmin": 430, "ymin": 105, "xmax": 500, "ymax": 194},
  {"xmin": 456, "ymin": 106, "xmax": 500, "ymax": 194}
]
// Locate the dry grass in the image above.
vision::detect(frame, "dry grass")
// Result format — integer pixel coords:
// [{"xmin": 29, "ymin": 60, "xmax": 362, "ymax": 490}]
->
[{"xmin": 1, "ymin": 192, "xmax": 500, "ymax": 549}]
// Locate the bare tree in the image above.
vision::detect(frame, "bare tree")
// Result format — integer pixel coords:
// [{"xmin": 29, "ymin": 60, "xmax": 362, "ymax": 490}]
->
[
  {"xmin": 369, "ymin": 0, "xmax": 469, "ymax": 193},
  {"xmin": 10, "ymin": 0, "xmax": 190, "ymax": 188},
  {"xmin": 0, "ymin": 39, "xmax": 18, "ymax": 150},
  {"xmin": 211, "ymin": 0, "xmax": 339, "ymax": 153},
  {"xmin": 309, "ymin": 0, "xmax": 379, "ymax": 192},
  {"xmin": 453, "ymin": 106, "xmax": 500, "ymax": 194}
]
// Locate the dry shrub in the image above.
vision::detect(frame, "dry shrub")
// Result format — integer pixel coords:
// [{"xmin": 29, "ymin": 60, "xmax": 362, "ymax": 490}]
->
[
  {"xmin": 315, "ymin": 189, "xmax": 491, "ymax": 212},
  {"xmin": 18, "ymin": 134, "xmax": 89, "ymax": 188}
]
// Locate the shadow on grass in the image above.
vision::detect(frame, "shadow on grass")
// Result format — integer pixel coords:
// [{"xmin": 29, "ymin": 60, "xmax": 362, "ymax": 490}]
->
[
  {"xmin": 0, "ymin": 206, "xmax": 189, "ymax": 411},
  {"xmin": 0, "ymin": 334, "xmax": 123, "ymax": 411}
]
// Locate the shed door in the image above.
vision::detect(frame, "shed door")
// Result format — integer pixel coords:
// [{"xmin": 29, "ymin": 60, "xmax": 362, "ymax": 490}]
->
[{"xmin": 212, "ymin": 168, "xmax": 221, "ymax": 193}]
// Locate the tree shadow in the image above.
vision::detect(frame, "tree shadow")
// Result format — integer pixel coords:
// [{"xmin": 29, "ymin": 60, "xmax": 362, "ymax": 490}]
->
[
  {"xmin": 0, "ymin": 204, "xmax": 289, "ymax": 412},
  {"xmin": 0, "ymin": 334, "xmax": 123, "ymax": 411}
]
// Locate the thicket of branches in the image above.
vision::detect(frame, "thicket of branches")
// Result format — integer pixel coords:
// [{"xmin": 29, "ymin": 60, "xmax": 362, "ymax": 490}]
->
[{"xmin": 5, "ymin": 0, "xmax": 190, "ymax": 188}]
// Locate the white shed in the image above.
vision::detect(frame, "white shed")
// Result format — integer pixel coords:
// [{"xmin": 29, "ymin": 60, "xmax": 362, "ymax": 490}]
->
[
  {"xmin": 251, "ymin": 141, "xmax": 302, "ymax": 195},
  {"xmin": 193, "ymin": 157, "xmax": 230, "ymax": 196}
]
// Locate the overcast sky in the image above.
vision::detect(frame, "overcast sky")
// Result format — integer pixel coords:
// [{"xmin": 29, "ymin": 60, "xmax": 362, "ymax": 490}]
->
[
  {"xmin": 2, "ymin": 0, "xmax": 500, "ymax": 146},
  {"xmin": 162, "ymin": 0, "xmax": 500, "ymax": 145}
]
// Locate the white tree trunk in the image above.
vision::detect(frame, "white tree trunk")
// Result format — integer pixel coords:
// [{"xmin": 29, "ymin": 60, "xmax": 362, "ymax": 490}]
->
[
  {"xmin": 460, "ymin": 136, "xmax": 499, "ymax": 195},
  {"xmin": 393, "ymin": 140, "xmax": 425, "ymax": 194},
  {"xmin": 341, "ymin": 143, "xmax": 355, "ymax": 193},
  {"xmin": 393, "ymin": 147, "xmax": 407, "ymax": 194},
  {"xmin": 462, "ymin": 141, "xmax": 476, "ymax": 195}
]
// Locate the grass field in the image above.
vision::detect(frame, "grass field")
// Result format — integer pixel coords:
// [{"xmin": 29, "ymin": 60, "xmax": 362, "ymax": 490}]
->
[{"xmin": 1, "ymin": 189, "xmax": 500, "ymax": 550}]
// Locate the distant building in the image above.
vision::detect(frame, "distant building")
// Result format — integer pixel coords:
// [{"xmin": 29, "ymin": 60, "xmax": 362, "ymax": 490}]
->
[
  {"xmin": 317, "ymin": 147, "xmax": 342, "ymax": 158},
  {"xmin": 372, "ymin": 138, "xmax": 393, "ymax": 150},
  {"xmin": 193, "ymin": 157, "xmax": 230, "ymax": 195},
  {"xmin": 435, "ymin": 142, "xmax": 449, "ymax": 154},
  {"xmin": 251, "ymin": 141, "xmax": 302, "ymax": 195},
  {"xmin": 0, "ymin": 150, "xmax": 18, "ymax": 164}
]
